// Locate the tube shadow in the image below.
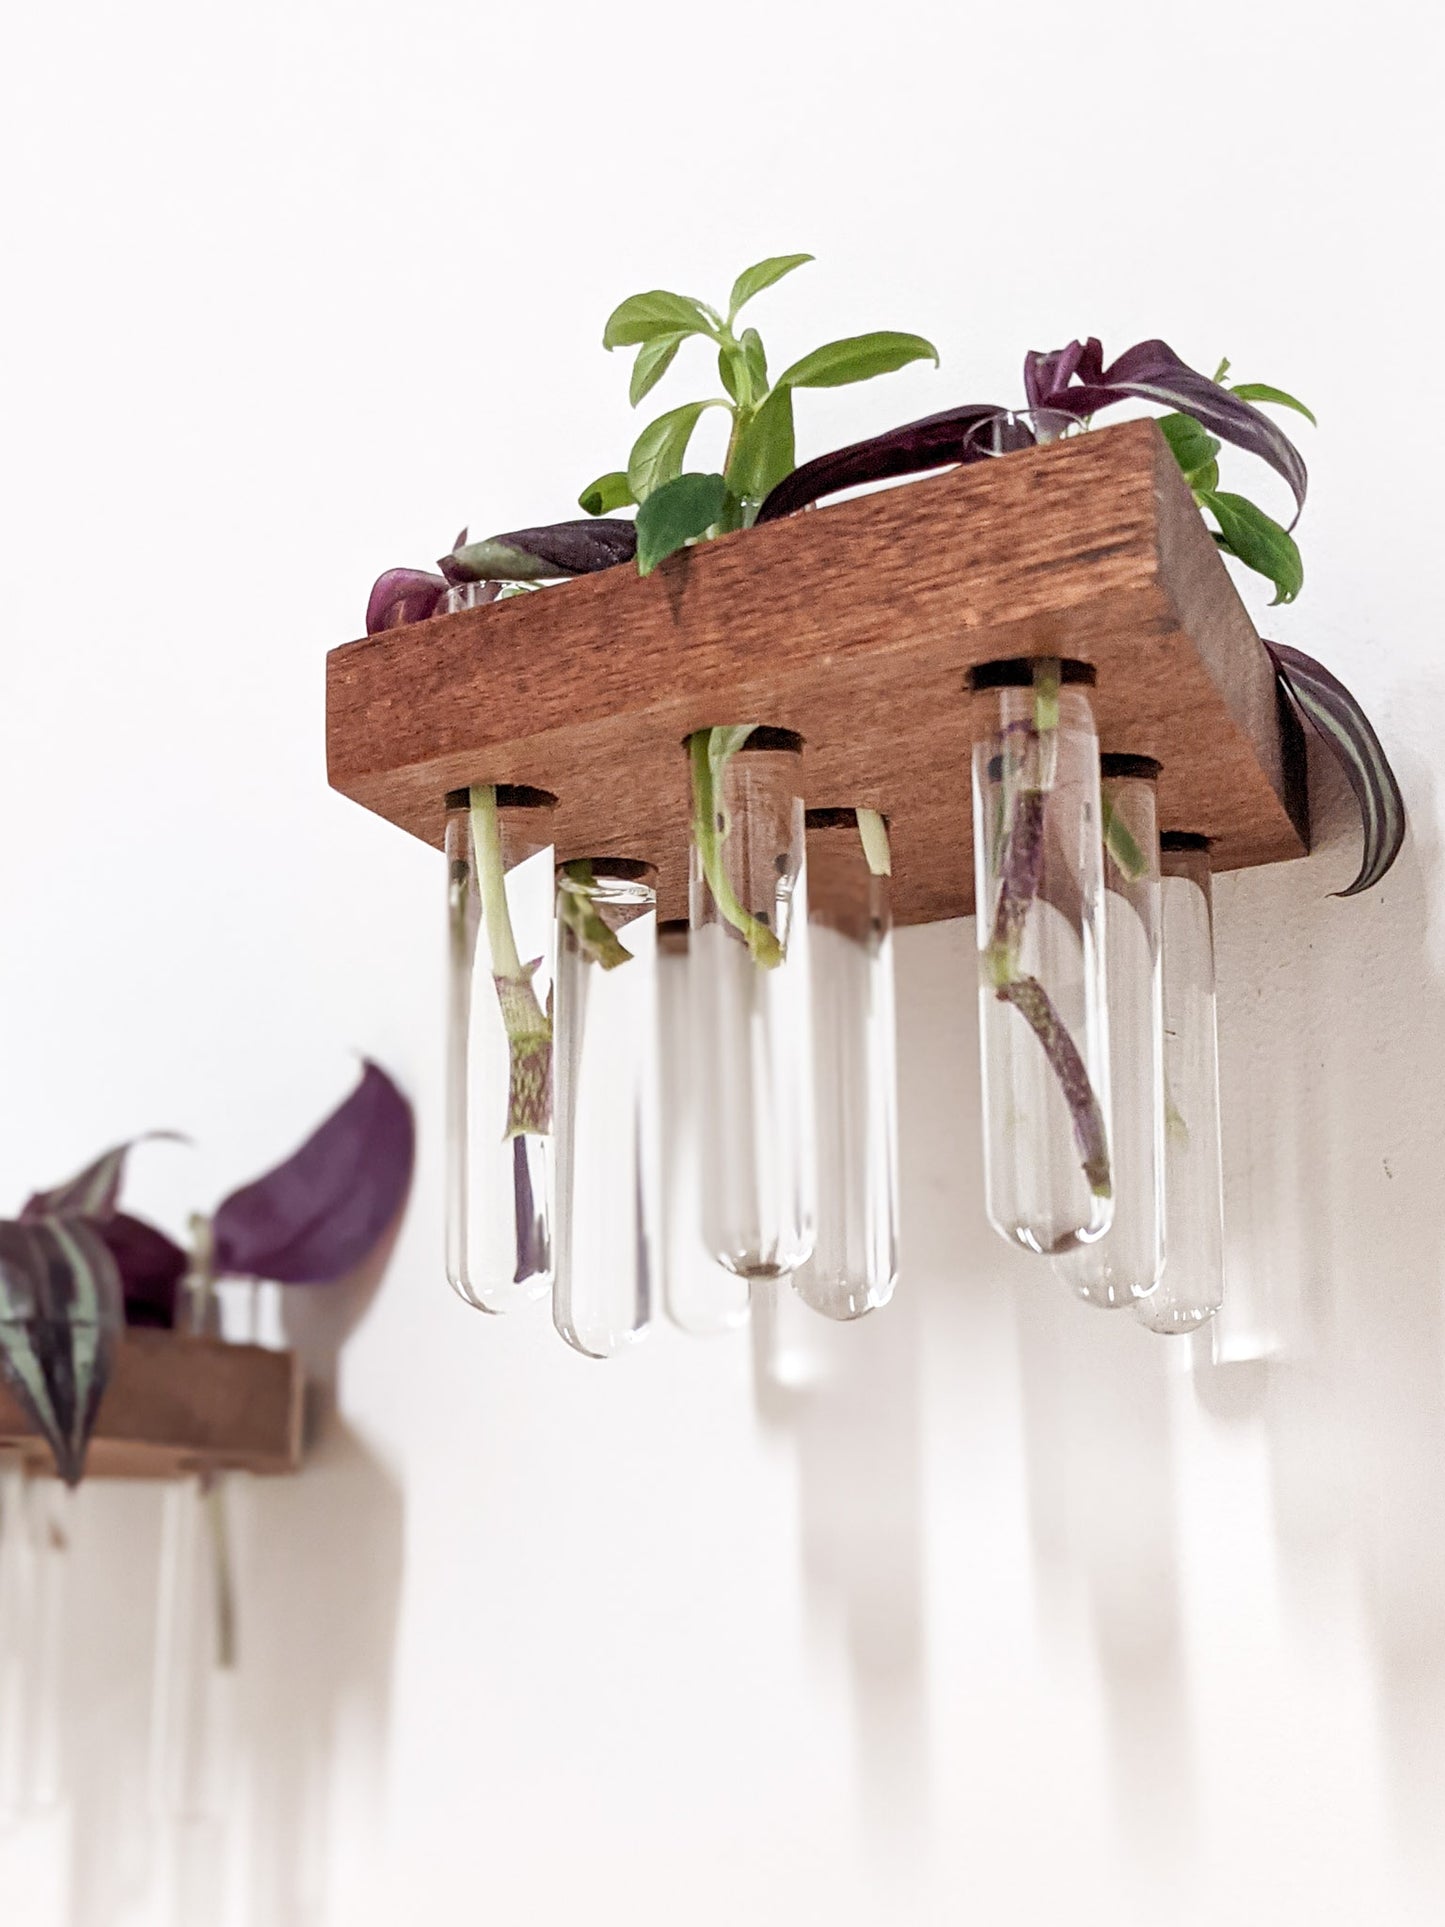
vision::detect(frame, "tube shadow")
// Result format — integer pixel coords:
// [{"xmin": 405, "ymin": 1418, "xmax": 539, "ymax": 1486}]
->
[{"xmin": 1190, "ymin": 737, "xmax": 1445, "ymax": 1877}]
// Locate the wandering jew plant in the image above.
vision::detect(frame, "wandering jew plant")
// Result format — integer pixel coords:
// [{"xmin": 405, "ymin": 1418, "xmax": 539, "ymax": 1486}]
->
[
  {"xmin": 0, "ymin": 1063, "xmax": 414, "ymax": 1482},
  {"xmin": 363, "ymin": 257, "xmax": 1405, "ymax": 899},
  {"xmin": 985, "ymin": 660, "xmax": 1112, "ymax": 1198}
]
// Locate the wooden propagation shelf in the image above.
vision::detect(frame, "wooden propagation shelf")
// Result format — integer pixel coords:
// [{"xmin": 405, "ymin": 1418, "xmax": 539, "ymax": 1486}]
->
[
  {"xmin": 326, "ymin": 419, "xmax": 1310, "ymax": 924},
  {"xmin": 0, "ymin": 1331, "xmax": 303, "ymax": 1480}
]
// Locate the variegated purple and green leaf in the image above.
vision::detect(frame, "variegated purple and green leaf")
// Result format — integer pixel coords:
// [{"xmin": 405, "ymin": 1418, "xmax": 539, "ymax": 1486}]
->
[
  {"xmin": 440, "ymin": 520, "xmax": 637, "ymax": 584},
  {"xmin": 1024, "ymin": 337, "xmax": 1308, "ymax": 524},
  {"xmin": 1264, "ymin": 642, "xmax": 1406, "ymax": 895},
  {"xmin": 0, "ymin": 1214, "xmax": 124, "ymax": 1485}
]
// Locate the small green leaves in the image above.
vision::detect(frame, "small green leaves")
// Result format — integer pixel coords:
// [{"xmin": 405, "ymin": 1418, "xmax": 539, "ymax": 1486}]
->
[
  {"xmin": 627, "ymin": 400, "xmax": 725, "ymax": 501},
  {"xmin": 1198, "ymin": 489, "xmax": 1304, "ymax": 604},
  {"xmin": 603, "ymin": 290, "xmax": 716, "ymax": 349},
  {"xmin": 727, "ymin": 253, "xmax": 814, "ymax": 323},
  {"xmin": 635, "ymin": 471, "xmax": 728, "ymax": 575},
  {"xmin": 727, "ymin": 385, "xmax": 796, "ymax": 504},
  {"xmin": 1228, "ymin": 381, "xmax": 1318, "ymax": 426},
  {"xmin": 718, "ymin": 341, "xmax": 752, "ymax": 407},
  {"xmin": 775, "ymin": 331, "xmax": 939, "ymax": 389},
  {"xmin": 630, "ymin": 332, "xmax": 687, "ymax": 407},
  {"xmin": 740, "ymin": 328, "xmax": 767, "ymax": 392},
  {"xmin": 577, "ymin": 471, "xmax": 636, "ymax": 516},
  {"xmin": 1158, "ymin": 411, "xmax": 1222, "ymax": 482}
]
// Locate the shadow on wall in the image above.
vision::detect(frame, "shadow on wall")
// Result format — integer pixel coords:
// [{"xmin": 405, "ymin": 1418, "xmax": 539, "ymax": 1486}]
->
[
  {"xmin": 1204, "ymin": 741, "xmax": 1445, "ymax": 1872},
  {"xmin": 31, "ymin": 1245, "xmax": 406, "ymax": 1927},
  {"xmin": 745, "ymin": 735, "xmax": 1445, "ymax": 1886}
]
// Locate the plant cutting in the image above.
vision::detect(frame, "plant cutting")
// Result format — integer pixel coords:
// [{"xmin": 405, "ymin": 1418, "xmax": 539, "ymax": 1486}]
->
[
  {"xmin": 363, "ymin": 256, "xmax": 1405, "ymax": 903},
  {"xmin": 981, "ymin": 659, "xmax": 1111, "ymax": 1202}
]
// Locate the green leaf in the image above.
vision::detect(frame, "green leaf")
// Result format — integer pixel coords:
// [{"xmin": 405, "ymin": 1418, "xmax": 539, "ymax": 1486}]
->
[
  {"xmin": 1198, "ymin": 489, "xmax": 1304, "ymax": 604},
  {"xmin": 775, "ymin": 330, "xmax": 939, "ymax": 389},
  {"xmin": 1212, "ymin": 356, "xmax": 1232, "ymax": 383},
  {"xmin": 603, "ymin": 290, "xmax": 715, "ymax": 350},
  {"xmin": 726, "ymin": 386, "xmax": 796, "ymax": 503},
  {"xmin": 630, "ymin": 332, "xmax": 687, "ymax": 407},
  {"xmin": 740, "ymin": 327, "xmax": 768, "ymax": 393},
  {"xmin": 635, "ymin": 471, "xmax": 728, "ymax": 575},
  {"xmin": 1102, "ymin": 798, "xmax": 1148, "ymax": 882},
  {"xmin": 1228, "ymin": 382, "xmax": 1318, "ymax": 427},
  {"xmin": 1189, "ymin": 458, "xmax": 1219, "ymax": 494},
  {"xmin": 718, "ymin": 341, "xmax": 751, "ymax": 407},
  {"xmin": 1157, "ymin": 411, "xmax": 1221, "ymax": 479},
  {"xmin": 727, "ymin": 253, "xmax": 814, "ymax": 323},
  {"xmin": 577, "ymin": 470, "xmax": 636, "ymax": 516},
  {"xmin": 627, "ymin": 400, "xmax": 725, "ymax": 501}
]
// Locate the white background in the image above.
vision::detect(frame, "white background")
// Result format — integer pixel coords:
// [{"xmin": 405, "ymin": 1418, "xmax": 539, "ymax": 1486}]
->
[{"xmin": 2, "ymin": 0, "xmax": 1444, "ymax": 1920}]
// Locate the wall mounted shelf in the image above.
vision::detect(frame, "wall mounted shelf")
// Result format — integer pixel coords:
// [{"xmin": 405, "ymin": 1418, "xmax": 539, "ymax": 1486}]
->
[
  {"xmin": 326, "ymin": 418, "xmax": 1309, "ymax": 925},
  {"xmin": 0, "ymin": 1332, "xmax": 303, "ymax": 1479}
]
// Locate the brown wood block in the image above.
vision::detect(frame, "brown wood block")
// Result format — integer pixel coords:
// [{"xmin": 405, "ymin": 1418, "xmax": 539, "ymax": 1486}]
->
[
  {"xmin": 326, "ymin": 418, "xmax": 1309, "ymax": 924},
  {"xmin": 0, "ymin": 1331, "xmax": 304, "ymax": 1480}
]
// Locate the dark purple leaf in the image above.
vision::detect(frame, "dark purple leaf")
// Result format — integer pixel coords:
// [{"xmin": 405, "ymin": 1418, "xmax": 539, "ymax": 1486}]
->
[
  {"xmin": 365, "ymin": 568, "xmax": 448, "ymax": 636},
  {"xmin": 211, "ymin": 1061, "xmax": 415, "ymax": 1284},
  {"xmin": 21, "ymin": 1133, "xmax": 178, "ymax": 1224},
  {"xmin": 1263, "ymin": 641, "xmax": 1406, "ymax": 896},
  {"xmin": 754, "ymin": 403, "xmax": 1009, "ymax": 522},
  {"xmin": 1027, "ymin": 337, "xmax": 1307, "ymax": 525},
  {"xmin": 0, "ymin": 1217, "xmax": 124, "ymax": 1485},
  {"xmin": 100, "ymin": 1214, "xmax": 188, "ymax": 1329},
  {"xmin": 440, "ymin": 520, "xmax": 637, "ymax": 584}
]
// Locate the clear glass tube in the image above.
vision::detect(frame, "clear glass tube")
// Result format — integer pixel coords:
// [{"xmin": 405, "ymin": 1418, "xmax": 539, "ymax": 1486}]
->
[
  {"xmin": 656, "ymin": 925, "xmax": 750, "ymax": 1336},
  {"xmin": 149, "ymin": 1473, "xmax": 237, "ymax": 1820},
  {"xmin": 972, "ymin": 659, "xmax": 1112, "ymax": 1256},
  {"xmin": 1056, "ymin": 758, "xmax": 1165, "ymax": 1307},
  {"xmin": 552, "ymin": 859, "xmax": 658, "ymax": 1358},
  {"xmin": 445, "ymin": 784, "xmax": 557, "ymax": 1313},
  {"xmin": 687, "ymin": 727, "xmax": 815, "ymax": 1279},
  {"xmin": 964, "ymin": 406, "xmax": 1087, "ymax": 454},
  {"xmin": 1138, "ymin": 835, "xmax": 1225, "ymax": 1334},
  {"xmin": 792, "ymin": 809, "xmax": 899, "ymax": 1319},
  {"xmin": 0, "ymin": 1457, "xmax": 70, "ymax": 1824}
]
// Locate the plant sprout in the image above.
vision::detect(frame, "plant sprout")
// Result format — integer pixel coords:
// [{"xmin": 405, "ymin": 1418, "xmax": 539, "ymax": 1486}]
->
[
  {"xmin": 580, "ymin": 253, "xmax": 938, "ymax": 575},
  {"xmin": 468, "ymin": 785, "xmax": 553, "ymax": 1138},
  {"xmin": 981, "ymin": 660, "xmax": 1111, "ymax": 1201}
]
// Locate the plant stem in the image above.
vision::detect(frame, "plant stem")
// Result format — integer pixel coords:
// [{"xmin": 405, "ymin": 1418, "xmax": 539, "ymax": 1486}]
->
[
  {"xmin": 981, "ymin": 660, "xmax": 1111, "ymax": 1199},
  {"xmin": 203, "ymin": 1474, "xmax": 237, "ymax": 1670},
  {"xmin": 557, "ymin": 861, "xmax": 634, "ymax": 969},
  {"xmin": 470, "ymin": 785, "xmax": 552, "ymax": 1137},
  {"xmin": 471, "ymin": 785, "xmax": 522, "ymax": 981},
  {"xmin": 688, "ymin": 731, "xmax": 784, "ymax": 968}
]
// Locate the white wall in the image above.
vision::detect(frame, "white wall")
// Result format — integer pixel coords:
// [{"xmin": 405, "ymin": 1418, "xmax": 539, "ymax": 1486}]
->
[{"xmin": 2, "ymin": 0, "xmax": 1443, "ymax": 1920}]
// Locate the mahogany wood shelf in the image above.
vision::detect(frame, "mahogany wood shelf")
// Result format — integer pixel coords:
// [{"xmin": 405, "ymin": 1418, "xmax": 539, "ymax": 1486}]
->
[
  {"xmin": 327, "ymin": 418, "xmax": 1310, "ymax": 925},
  {"xmin": 0, "ymin": 1332, "xmax": 303, "ymax": 1480}
]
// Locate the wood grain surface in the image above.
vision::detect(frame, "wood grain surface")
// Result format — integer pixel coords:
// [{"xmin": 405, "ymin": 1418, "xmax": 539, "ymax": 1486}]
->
[
  {"xmin": 0, "ymin": 1331, "xmax": 303, "ymax": 1479},
  {"xmin": 327, "ymin": 419, "xmax": 1309, "ymax": 924}
]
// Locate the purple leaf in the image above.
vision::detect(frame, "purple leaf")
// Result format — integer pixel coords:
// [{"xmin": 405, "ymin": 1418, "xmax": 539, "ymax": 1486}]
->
[
  {"xmin": 211, "ymin": 1061, "xmax": 415, "ymax": 1284},
  {"xmin": 100, "ymin": 1213, "xmax": 189, "ymax": 1329},
  {"xmin": 755, "ymin": 403, "xmax": 1009, "ymax": 522},
  {"xmin": 21, "ymin": 1133, "xmax": 177, "ymax": 1224},
  {"xmin": 365, "ymin": 568, "xmax": 448, "ymax": 636},
  {"xmin": 1027, "ymin": 337, "xmax": 1308, "ymax": 524},
  {"xmin": 440, "ymin": 520, "xmax": 638, "ymax": 584},
  {"xmin": 1263, "ymin": 641, "xmax": 1406, "ymax": 896}
]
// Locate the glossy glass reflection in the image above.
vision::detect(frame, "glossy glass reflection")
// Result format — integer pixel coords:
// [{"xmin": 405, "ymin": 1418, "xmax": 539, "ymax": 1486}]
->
[
  {"xmin": 552, "ymin": 861, "xmax": 658, "ymax": 1358},
  {"xmin": 972, "ymin": 661, "xmax": 1113, "ymax": 1256}
]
